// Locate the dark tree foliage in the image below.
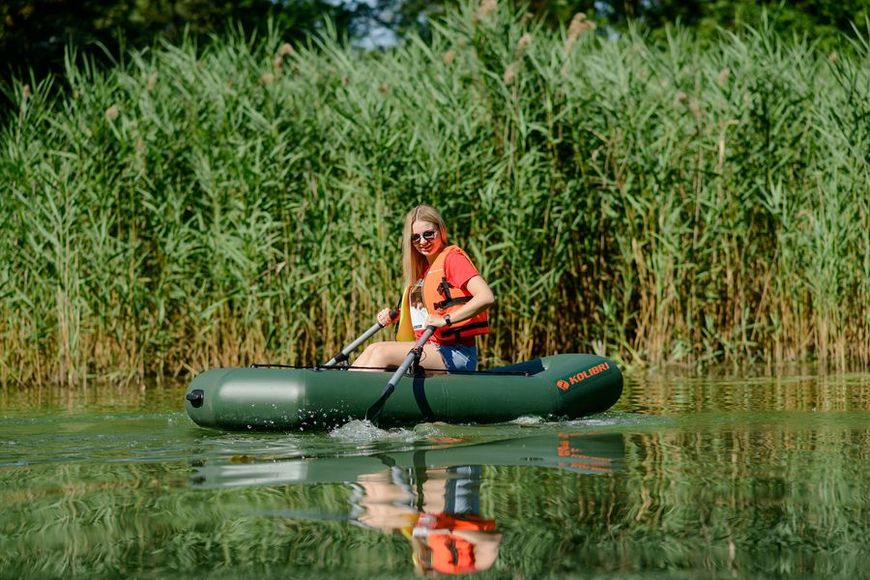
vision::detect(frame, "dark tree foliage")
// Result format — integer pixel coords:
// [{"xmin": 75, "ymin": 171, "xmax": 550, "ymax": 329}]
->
[
  {"xmin": 396, "ymin": 0, "xmax": 867, "ymax": 42},
  {"xmin": 0, "ymin": 0, "xmax": 362, "ymax": 83},
  {"xmin": 600, "ymin": 0, "xmax": 869, "ymax": 43},
  {"xmin": 1, "ymin": 0, "xmax": 865, "ymax": 85}
]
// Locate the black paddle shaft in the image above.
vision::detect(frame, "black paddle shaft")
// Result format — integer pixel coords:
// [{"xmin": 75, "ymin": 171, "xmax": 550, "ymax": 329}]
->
[{"xmin": 365, "ymin": 326, "xmax": 435, "ymax": 423}]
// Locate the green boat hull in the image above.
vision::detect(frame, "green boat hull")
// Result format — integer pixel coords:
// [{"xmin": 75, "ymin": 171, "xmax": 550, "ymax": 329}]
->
[{"xmin": 184, "ymin": 354, "xmax": 623, "ymax": 431}]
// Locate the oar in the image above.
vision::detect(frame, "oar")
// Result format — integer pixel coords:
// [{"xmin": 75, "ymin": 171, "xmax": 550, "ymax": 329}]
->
[
  {"xmin": 323, "ymin": 309, "xmax": 398, "ymax": 367},
  {"xmin": 365, "ymin": 325, "xmax": 436, "ymax": 424}
]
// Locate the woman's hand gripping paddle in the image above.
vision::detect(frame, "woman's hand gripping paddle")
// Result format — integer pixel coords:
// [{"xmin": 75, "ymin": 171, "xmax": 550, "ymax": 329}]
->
[
  {"xmin": 365, "ymin": 326, "xmax": 435, "ymax": 424},
  {"xmin": 322, "ymin": 310, "xmax": 398, "ymax": 367}
]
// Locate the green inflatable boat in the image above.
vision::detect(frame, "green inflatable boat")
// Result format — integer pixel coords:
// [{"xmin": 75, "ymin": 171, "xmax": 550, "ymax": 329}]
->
[{"xmin": 185, "ymin": 353, "xmax": 623, "ymax": 431}]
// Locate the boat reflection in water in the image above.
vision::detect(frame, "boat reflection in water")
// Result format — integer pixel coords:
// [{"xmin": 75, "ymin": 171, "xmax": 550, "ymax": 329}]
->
[{"xmin": 192, "ymin": 431, "xmax": 624, "ymax": 575}]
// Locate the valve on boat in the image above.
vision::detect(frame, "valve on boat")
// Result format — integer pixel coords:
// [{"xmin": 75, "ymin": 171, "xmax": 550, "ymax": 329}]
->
[{"xmin": 186, "ymin": 389, "xmax": 205, "ymax": 408}]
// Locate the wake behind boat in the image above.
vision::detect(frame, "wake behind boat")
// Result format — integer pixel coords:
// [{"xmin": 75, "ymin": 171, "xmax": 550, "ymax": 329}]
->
[{"xmin": 184, "ymin": 353, "xmax": 623, "ymax": 431}]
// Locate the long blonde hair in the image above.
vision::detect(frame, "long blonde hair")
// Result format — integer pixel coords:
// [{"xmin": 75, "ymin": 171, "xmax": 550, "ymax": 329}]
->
[{"xmin": 402, "ymin": 205, "xmax": 448, "ymax": 290}]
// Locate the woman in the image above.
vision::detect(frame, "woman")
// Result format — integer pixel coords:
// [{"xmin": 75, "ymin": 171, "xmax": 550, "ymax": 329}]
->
[{"xmin": 354, "ymin": 205, "xmax": 494, "ymax": 372}]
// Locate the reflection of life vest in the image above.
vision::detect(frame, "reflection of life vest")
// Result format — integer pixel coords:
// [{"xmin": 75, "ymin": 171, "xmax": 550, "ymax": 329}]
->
[
  {"xmin": 396, "ymin": 246, "xmax": 489, "ymax": 344},
  {"xmin": 413, "ymin": 513, "xmax": 497, "ymax": 575}
]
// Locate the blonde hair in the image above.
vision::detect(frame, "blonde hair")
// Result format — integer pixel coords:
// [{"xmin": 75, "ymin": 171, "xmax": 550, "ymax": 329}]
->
[{"xmin": 402, "ymin": 205, "xmax": 448, "ymax": 290}]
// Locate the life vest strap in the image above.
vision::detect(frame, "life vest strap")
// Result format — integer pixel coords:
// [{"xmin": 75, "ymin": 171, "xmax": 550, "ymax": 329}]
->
[
  {"xmin": 433, "ymin": 295, "xmax": 472, "ymax": 311},
  {"xmin": 440, "ymin": 321, "xmax": 489, "ymax": 338}
]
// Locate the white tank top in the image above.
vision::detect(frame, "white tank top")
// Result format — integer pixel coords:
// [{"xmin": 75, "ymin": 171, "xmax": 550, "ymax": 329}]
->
[{"xmin": 409, "ymin": 279, "xmax": 428, "ymax": 331}]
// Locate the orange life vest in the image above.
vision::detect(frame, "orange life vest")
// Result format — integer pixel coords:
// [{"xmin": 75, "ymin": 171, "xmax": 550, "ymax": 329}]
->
[
  {"xmin": 413, "ymin": 513, "xmax": 497, "ymax": 575},
  {"xmin": 396, "ymin": 245, "xmax": 489, "ymax": 344}
]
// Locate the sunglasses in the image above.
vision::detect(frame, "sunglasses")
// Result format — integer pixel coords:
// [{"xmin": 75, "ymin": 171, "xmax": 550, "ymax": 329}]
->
[{"xmin": 410, "ymin": 229, "xmax": 438, "ymax": 244}]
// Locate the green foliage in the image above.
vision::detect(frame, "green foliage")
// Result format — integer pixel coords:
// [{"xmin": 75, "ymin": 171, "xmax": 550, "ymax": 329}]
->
[
  {"xmin": 3, "ymin": 0, "xmax": 866, "ymax": 92},
  {"xmin": 0, "ymin": 0, "xmax": 358, "ymax": 87},
  {"xmin": 0, "ymin": 1, "xmax": 868, "ymax": 384},
  {"xmin": 411, "ymin": 1, "xmax": 870, "ymax": 49}
]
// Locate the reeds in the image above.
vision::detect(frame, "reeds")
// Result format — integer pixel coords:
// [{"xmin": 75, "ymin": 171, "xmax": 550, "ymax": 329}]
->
[{"xmin": 1, "ymin": 2, "xmax": 867, "ymax": 384}]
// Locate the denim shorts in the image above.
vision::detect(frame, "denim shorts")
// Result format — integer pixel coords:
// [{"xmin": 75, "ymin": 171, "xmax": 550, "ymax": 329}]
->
[{"xmin": 434, "ymin": 343, "xmax": 478, "ymax": 372}]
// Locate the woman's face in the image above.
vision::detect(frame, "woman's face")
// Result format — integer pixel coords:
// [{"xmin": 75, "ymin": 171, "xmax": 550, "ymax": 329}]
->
[{"xmin": 411, "ymin": 220, "xmax": 444, "ymax": 258}]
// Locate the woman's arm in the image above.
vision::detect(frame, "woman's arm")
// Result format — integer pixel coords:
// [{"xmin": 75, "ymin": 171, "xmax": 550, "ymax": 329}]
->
[{"xmin": 426, "ymin": 275, "xmax": 494, "ymax": 328}]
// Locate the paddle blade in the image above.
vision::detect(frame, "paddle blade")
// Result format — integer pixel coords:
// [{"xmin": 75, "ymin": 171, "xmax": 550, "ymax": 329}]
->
[{"xmin": 365, "ymin": 384, "xmax": 395, "ymax": 424}]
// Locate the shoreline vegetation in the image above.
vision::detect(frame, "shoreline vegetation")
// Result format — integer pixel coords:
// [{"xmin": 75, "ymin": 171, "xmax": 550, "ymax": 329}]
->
[{"xmin": 1, "ymin": 2, "xmax": 868, "ymax": 385}]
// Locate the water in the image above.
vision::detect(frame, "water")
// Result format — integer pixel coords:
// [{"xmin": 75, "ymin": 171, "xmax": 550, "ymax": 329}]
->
[{"xmin": 2, "ymin": 371, "xmax": 869, "ymax": 578}]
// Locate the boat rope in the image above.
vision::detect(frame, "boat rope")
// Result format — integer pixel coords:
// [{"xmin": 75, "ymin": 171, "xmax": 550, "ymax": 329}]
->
[{"xmin": 249, "ymin": 363, "xmax": 533, "ymax": 376}]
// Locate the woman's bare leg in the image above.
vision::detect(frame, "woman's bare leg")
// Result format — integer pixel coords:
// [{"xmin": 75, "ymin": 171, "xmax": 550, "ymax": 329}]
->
[
  {"xmin": 418, "ymin": 344, "xmax": 447, "ymax": 370},
  {"xmin": 353, "ymin": 341, "xmax": 447, "ymax": 371}
]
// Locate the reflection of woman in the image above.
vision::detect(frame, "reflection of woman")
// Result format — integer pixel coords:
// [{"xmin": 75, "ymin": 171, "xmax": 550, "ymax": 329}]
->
[
  {"xmin": 409, "ymin": 466, "xmax": 501, "ymax": 575},
  {"xmin": 354, "ymin": 205, "xmax": 494, "ymax": 372},
  {"xmin": 352, "ymin": 465, "xmax": 502, "ymax": 575}
]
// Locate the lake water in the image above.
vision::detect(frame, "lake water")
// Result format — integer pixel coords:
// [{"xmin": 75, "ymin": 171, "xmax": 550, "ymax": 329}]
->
[{"xmin": 2, "ymin": 370, "xmax": 869, "ymax": 578}]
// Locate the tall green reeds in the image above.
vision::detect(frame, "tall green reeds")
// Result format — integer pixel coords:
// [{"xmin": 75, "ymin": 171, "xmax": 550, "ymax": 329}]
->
[{"xmin": 0, "ymin": 2, "xmax": 867, "ymax": 384}]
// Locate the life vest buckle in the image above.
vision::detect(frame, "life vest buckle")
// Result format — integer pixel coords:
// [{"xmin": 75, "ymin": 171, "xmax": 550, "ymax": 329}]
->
[{"xmin": 437, "ymin": 278, "xmax": 452, "ymax": 298}]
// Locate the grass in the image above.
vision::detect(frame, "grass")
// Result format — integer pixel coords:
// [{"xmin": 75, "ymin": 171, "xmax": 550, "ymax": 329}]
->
[{"xmin": 0, "ymin": 1, "xmax": 867, "ymax": 385}]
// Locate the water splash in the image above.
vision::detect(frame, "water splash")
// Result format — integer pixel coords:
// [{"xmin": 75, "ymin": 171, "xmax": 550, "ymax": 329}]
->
[
  {"xmin": 329, "ymin": 419, "xmax": 418, "ymax": 443},
  {"xmin": 511, "ymin": 415, "xmax": 545, "ymax": 425}
]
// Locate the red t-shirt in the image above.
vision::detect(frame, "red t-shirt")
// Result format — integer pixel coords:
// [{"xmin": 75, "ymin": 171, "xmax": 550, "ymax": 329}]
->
[{"xmin": 441, "ymin": 250, "xmax": 480, "ymax": 291}]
